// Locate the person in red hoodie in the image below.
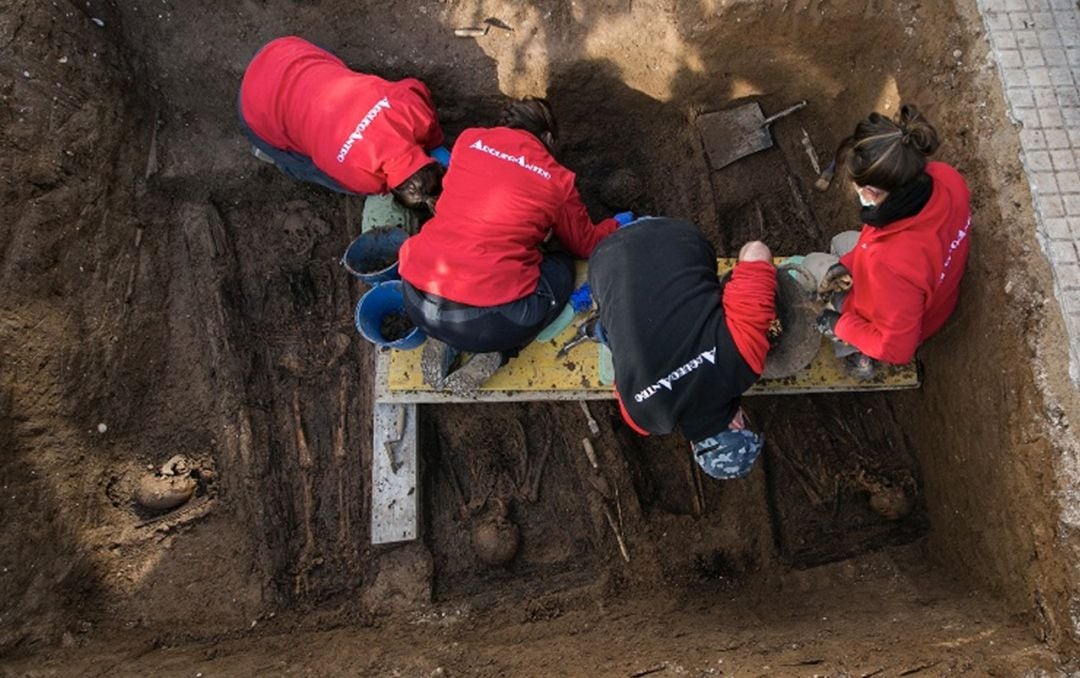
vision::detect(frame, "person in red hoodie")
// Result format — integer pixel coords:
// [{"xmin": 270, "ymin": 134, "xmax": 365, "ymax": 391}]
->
[
  {"xmin": 238, "ymin": 36, "xmax": 447, "ymax": 210},
  {"xmin": 587, "ymin": 218, "xmax": 777, "ymax": 480},
  {"xmin": 398, "ymin": 97, "xmax": 626, "ymax": 393},
  {"xmin": 815, "ymin": 104, "xmax": 972, "ymax": 378}
]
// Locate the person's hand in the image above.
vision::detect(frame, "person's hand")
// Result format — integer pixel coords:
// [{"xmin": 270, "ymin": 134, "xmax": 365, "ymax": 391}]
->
[
  {"xmin": 815, "ymin": 309, "xmax": 841, "ymax": 338},
  {"xmin": 818, "ymin": 262, "xmax": 852, "ymax": 299},
  {"xmin": 569, "ymin": 282, "xmax": 593, "ymax": 313},
  {"xmin": 614, "ymin": 211, "xmax": 635, "ymax": 227}
]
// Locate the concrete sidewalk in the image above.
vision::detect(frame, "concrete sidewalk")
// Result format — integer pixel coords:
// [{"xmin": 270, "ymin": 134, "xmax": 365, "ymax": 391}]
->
[{"xmin": 977, "ymin": 0, "xmax": 1080, "ymax": 382}]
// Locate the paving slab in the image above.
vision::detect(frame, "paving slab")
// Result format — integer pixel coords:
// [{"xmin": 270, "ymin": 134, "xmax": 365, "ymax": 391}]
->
[{"xmin": 978, "ymin": 0, "xmax": 1080, "ymax": 383}]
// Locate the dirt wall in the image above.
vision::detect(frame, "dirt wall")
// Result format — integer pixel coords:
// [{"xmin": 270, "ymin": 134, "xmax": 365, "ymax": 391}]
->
[
  {"xmin": 2, "ymin": 0, "xmax": 1080, "ymax": 668},
  {"xmin": 894, "ymin": 0, "xmax": 1080, "ymax": 652}
]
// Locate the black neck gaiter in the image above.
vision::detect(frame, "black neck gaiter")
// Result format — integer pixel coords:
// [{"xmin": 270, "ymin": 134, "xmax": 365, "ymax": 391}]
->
[{"xmin": 861, "ymin": 173, "xmax": 933, "ymax": 228}]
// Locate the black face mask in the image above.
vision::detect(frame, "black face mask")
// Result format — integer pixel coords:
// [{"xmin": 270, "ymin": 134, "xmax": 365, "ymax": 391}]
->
[{"xmin": 860, "ymin": 173, "xmax": 934, "ymax": 228}]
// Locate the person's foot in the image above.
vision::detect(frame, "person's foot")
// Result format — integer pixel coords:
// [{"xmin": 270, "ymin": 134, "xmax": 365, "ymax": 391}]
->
[
  {"xmin": 420, "ymin": 339, "xmax": 459, "ymax": 390},
  {"xmin": 443, "ymin": 352, "xmax": 503, "ymax": 396},
  {"xmin": 844, "ymin": 352, "xmax": 877, "ymax": 381}
]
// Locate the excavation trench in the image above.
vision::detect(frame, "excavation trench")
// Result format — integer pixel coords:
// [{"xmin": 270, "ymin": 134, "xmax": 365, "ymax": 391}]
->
[{"xmin": 1, "ymin": 0, "xmax": 1078, "ymax": 672}]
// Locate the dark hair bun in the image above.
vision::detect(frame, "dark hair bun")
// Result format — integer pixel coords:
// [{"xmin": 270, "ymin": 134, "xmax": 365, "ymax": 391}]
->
[
  {"xmin": 837, "ymin": 103, "xmax": 940, "ymax": 190},
  {"xmin": 498, "ymin": 96, "xmax": 558, "ymax": 148},
  {"xmin": 896, "ymin": 104, "xmax": 940, "ymax": 156}
]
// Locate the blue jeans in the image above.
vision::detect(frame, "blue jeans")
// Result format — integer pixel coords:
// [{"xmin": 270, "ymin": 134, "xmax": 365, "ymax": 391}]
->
[
  {"xmin": 402, "ymin": 253, "xmax": 576, "ymax": 354},
  {"xmin": 236, "ymin": 97, "xmax": 357, "ymax": 195}
]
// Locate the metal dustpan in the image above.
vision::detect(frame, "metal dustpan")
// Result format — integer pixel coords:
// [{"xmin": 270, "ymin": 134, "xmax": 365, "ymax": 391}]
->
[{"xmin": 698, "ymin": 100, "xmax": 807, "ymax": 170}]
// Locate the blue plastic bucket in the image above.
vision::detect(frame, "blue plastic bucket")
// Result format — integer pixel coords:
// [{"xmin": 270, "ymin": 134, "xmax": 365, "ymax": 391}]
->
[
  {"xmin": 354, "ymin": 280, "xmax": 426, "ymax": 350},
  {"xmin": 341, "ymin": 226, "xmax": 409, "ymax": 284}
]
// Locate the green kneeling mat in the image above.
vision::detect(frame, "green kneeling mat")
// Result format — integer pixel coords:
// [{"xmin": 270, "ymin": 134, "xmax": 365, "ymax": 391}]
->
[
  {"xmin": 598, "ymin": 344, "xmax": 614, "ymax": 386},
  {"xmin": 534, "ymin": 303, "xmax": 576, "ymax": 343},
  {"xmin": 361, "ymin": 194, "xmax": 419, "ymax": 234}
]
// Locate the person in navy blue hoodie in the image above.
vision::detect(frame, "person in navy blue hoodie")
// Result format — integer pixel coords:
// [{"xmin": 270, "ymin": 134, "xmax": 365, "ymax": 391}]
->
[{"xmin": 588, "ymin": 218, "xmax": 777, "ymax": 480}]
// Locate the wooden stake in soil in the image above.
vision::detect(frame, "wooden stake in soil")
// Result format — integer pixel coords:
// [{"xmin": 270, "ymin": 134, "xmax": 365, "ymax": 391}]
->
[
  {"xmin": 123, "ymin": 227, "xmax": 145, "ymax": 303},
  {"xmin": 578, "ymin": 400, "xmax": 600, "ymax": 436},
  {"xmin": 579, "ymin": 435, "xmax": 629, "ymax": 562},
  {"xmin": 145, "ymin": 110, "xmax": 160, "ymax": 179},
  {"xmin": 581, "ymin": 437, "xmax": 599, "ymax": 469},
  {"xmin": 603, "ymin": 504, "xmax": 631, "ymax": 563}
]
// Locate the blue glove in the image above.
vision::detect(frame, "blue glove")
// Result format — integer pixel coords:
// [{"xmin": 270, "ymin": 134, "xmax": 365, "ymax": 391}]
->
[
  {"xmin": 614, "ymin": 211, "xmax": 635, "ymax": 227},
  {"xmin": 429, "ymin": 146, "xmax": 451, "ymax": 168},
  {"xmin": 569, "ymin": 282, "xmax": 593, "ymax": 313}
]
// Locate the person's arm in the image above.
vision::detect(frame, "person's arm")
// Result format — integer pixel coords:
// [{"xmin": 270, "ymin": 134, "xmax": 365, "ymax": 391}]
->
[
  {"xmin": 551, "ymin": 185, "xmax": 618, "ymax": 258},
  {"xmin": 722, "ymin": 259, "xmax": 777, "ymax": 375},
  {"xmin": 834, "ymin": 264, "xmax": 924, "ymax": 364}
]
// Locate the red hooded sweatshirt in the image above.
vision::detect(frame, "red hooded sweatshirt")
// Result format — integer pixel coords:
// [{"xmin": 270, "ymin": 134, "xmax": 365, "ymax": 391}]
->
[
  {"xmin": 836, "ymin": 161, "xmax": 972, "ymax": 364},
  {"xmin": 398, "ymin": 127, "xmax": 618, "ymax": 306},
  {"xmin": 239, "ymin": 36, "xmax": 443, "ymax": 195}
]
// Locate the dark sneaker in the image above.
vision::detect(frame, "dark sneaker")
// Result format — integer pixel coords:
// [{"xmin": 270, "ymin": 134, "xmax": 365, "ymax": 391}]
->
[
  {"xmin": 443, "ymin": 352, "xmax": 503, "ymax": 396},
  {"xmin": 421, "ymin": 339, "xmax": 459, "ymax": 390},
  {"xmin": 844, "ymin": 352, "xmax": 877, "ymax": 381}
]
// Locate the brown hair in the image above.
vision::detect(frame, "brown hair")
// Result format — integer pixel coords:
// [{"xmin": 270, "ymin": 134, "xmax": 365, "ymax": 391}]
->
[
  {"xmin": 497, "ymin": 96, "xmax": 558, "ymax": 151},
  {"xmin": 391, "ymin": 162, "xmax": 443, "ymax": 213},
  {"xmin": 838, "ymin": 104, "xmax": 940, "ymax": 191}
]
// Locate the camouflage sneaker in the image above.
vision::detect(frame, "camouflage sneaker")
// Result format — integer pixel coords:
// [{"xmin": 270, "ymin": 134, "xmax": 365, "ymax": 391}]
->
[
  {"xmin": 420, "ymin": 339, "xmax": 459, "ymax": 390},
  {"xmin": 443, "ymin": 352, "xmax": 503, "ymax": 397}
]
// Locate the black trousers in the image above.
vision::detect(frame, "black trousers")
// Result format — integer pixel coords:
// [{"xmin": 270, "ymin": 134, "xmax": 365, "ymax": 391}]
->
[
  {"xmin": 402, "ymin": 253, "xmax": 575, "ymax": 354},
  {"xmin": 236, "ymin": 95, "xmax": 357, "ymax": 194}
]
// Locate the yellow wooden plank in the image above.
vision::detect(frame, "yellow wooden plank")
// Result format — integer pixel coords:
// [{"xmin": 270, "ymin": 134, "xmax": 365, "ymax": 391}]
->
[
  {"xmin": 384, "ymin": 259, "xmax": 919, "ymax": 399},
  {"xmin": 386, "ymin": 320, "xmax": 606, "ymax": 392},
  {"xmin": 748, "ymin": 336, "xmax": 919, "ymax": 394}
]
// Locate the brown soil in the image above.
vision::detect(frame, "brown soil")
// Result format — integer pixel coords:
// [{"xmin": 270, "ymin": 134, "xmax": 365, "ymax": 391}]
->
[
  {"xmin": 3, "ymin": 0, "xmax": 1080, "ymax": 673},
  {"xmin": 366, "ymin": 257, "xmax": 398, "ymax": 272},
  {"xmin": 380, "ymin": 310, "xmax": 414, "ymax": 343}
]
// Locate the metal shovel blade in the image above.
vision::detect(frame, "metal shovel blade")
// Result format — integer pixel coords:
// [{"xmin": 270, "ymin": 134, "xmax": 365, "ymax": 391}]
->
[{"xmin": 697, "ymin": 100, "xmax": 808, "ymax": 170}]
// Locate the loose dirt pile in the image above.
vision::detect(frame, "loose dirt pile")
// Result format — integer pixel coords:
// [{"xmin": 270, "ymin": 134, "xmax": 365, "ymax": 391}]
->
[{"xmin": 2, "ymin": 0, "xmax": 1078, "ymax": 673}]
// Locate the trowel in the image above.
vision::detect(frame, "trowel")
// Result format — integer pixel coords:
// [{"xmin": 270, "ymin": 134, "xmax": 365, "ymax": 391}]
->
[{"xmin": 697, "ymin": 99, "xmax": 808, "ymax": 170}]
